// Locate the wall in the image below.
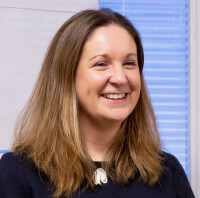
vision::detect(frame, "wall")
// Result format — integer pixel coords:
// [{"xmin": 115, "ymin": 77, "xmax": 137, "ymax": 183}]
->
[
  {"xmin": 0, "ymin": 0, "xmax": 98, "ymax": 151},
  {"xmin": 190, "ymin": 0, "xmax": 200, "ymax": 197}
]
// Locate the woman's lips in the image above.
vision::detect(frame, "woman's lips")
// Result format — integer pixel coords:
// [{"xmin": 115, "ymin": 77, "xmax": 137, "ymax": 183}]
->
[
  {"xmin": 101, "ymin": 93, "xmax": 128, "ymax": 103},
  {"xmin": 102, "ymin": 93, "xmax": 126, "ymax": 100}
]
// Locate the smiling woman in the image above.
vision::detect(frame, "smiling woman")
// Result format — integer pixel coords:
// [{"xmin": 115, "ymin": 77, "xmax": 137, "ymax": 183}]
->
[
  {"xmin": 76, "ymin": 24, "xmax": 141, "ymax": 161},
  {"xmin": 0, "ymin": 8, "xmax": 194, "ymax": 198}
]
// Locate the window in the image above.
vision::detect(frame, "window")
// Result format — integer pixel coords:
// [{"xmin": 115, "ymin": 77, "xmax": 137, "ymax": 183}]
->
[{"xmin": 99, "ymin": 0, "xmax": 190, "ymax": 177}]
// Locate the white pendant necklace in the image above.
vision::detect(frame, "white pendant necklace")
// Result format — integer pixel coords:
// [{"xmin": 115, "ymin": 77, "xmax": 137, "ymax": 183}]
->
[{"xmin": 94, "ymin": 168, "xmax": 108, "ymax": 185}]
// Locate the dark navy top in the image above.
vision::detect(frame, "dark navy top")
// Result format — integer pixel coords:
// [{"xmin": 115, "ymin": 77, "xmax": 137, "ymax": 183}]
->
[{"xmin": 0, "ymin": 152, "xmax": 195, "ymax": 198}]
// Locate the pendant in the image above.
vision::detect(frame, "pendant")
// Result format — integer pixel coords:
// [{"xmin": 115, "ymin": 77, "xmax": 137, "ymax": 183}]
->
[{"xmin": 94, "ymin": 168, "xmax": 108, "ymax": 185}]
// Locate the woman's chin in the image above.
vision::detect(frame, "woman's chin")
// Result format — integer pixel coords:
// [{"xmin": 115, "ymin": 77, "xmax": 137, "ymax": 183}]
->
[{"xmin": 101, "ymin": 113, "xmax": 129, "ymax": 123}]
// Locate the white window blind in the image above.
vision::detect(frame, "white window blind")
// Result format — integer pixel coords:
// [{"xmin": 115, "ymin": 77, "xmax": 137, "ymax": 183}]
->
[{"xmin": 99, "ymin": 0, "xmax": 190, "ymax": 177}]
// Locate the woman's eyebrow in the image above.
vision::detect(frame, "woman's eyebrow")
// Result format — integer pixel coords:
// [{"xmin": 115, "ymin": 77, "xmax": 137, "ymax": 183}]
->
[
  {"xmin": 89, "ymin": 53, "xmax": 137, "ymax": 61},
  {"xmin": 125, "ymin": 53, "xmax": 137, "ymax": 58},
  {"xmin": 89, "ymin": 54, "xmax": 108, "ymax": 61}
]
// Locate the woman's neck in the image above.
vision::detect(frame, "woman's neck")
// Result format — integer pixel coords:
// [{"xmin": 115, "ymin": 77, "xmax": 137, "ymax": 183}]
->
[{"xmin": 79, "ymin": 116, "xmax": 122, "ymax": 161}]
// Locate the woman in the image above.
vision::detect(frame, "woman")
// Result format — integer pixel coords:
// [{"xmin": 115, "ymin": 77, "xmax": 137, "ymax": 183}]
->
[{"xmin": 0, "ymin": 8, "xmax": 194, "ymax": 198}]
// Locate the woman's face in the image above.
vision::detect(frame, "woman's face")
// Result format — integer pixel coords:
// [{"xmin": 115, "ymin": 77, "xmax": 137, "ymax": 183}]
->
[{"xmin": 75, "ymin": 24, "xmax": 141, "ymax": 124}]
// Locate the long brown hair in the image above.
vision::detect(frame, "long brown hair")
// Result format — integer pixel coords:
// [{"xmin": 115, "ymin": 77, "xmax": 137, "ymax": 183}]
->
[{"xmin": 12, "ymin": 8, "xmax": 163, "ymax": 197}]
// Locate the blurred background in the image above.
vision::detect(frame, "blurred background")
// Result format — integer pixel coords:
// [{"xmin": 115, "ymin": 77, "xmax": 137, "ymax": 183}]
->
[{"xmin": 0, "ymin": 0, "xmax": 199, "ymax": 197}]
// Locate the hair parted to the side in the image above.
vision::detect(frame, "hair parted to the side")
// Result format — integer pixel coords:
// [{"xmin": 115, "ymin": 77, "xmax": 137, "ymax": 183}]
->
[{"xmin": 12, "ymin": 8, "xmax": 163, "ymax": 197}]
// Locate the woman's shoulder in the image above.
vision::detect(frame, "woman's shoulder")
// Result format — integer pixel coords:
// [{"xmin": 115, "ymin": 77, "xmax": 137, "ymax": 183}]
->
[
  {"xmin": 162, "ymin": 151, "xmax": 182, "ymax": 168},
  {"xmin": 1, "ymin": 151, "xmax": 28, "ymax": 163},
  {"xmin": 0, "ymin": 152, "xmax": 34, "ymax": 173},
  {"xmin": 0, "ymin": 152, "xmax": 49, "ymax": 183},
  {"xmin": 0, "ymin": 151, "xmax": 36, "ymax": 181},
  {"xmin": 0, "ymin": 152, "xmax": 32, "ymax": 197},
  {"xmin": 161, "ymin": 151, "xmax": 189, "ymax": 176},
  {"xmin": 161, "ymin": 151, "xmax": 187, "ymax": 179},
  {"xmin": 0, "ymin": 152, "xmax": 52, "ymax": 197},
  {"xmin": 160, "ymin": 151, "xmax": 195, "ymax": 198}
]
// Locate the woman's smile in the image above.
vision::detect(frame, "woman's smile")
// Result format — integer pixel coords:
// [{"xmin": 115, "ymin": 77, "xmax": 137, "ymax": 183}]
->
[
  {"xmin": 102, "ymin": 93, "xmax": 126, "ymax": 99},
  {"xmin": 100, "ymin": 93, "xmax": 128, "ymax": 105}
]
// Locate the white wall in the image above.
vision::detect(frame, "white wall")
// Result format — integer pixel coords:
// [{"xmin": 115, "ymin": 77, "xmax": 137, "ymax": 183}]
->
[
  {"xmin": 190, "ymin": 0, "xmax": 200, "ymax": 197},
  {"xmin": 0, "ymin": 0, "xmax": 98, "ymax": 150}
]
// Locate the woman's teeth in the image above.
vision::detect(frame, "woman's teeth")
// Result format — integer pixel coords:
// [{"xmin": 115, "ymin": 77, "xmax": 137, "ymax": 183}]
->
[{"xmin": 103, "ymin": 93, "xmax": 125, "ymax": 99}]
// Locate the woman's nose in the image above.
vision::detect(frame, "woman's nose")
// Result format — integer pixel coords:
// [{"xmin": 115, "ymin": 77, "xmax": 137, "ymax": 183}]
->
[{"xmin": 108, "ymin": 65, "xmax": 128, "ymax": 86}]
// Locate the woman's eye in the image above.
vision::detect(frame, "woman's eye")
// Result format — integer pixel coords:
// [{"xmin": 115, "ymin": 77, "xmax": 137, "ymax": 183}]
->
[
  {"xmin": 125, "ymin": 61, "xmax": 136, "ymax": 66},
  {"xmin": 95, "ymin": 62, "xmax": 107, "ymax": 67}
]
